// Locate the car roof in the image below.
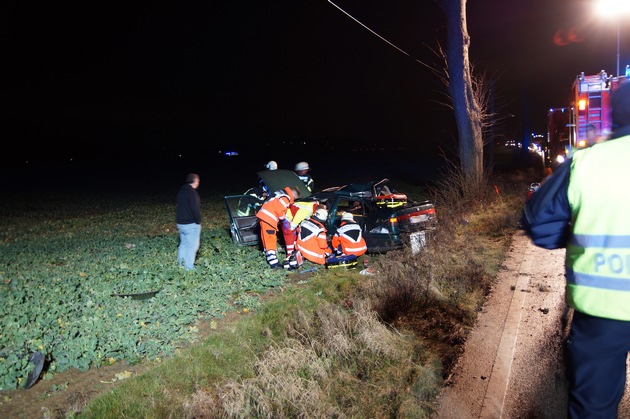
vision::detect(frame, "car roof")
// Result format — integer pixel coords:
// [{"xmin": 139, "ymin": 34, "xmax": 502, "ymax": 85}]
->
[
  {"xmin": 308, "ymin": 178, "xmax": 392, "ymax": 200},
  {"xmin": 257, "ymin": 169, "xmax": 309, "ymax": 197}
]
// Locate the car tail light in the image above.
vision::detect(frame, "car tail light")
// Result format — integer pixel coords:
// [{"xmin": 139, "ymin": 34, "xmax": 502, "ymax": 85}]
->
[
  {"xmin": 389, "ymin": 216, "xmax": 399, "ymax": 234},
  {"xmin": 398, "ymin": 207, "xmax": 436, "ymax": 223}
]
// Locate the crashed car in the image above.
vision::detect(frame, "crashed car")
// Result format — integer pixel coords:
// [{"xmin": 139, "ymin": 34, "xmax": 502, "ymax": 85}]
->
[
  {"xmin": 224, "ymin": 169, "xmax": 437, "ymax": 253},
  {"xmin": 224, "ymin": 169, "xmax": 307, "ymax": 246},
  {"xmin": 296, "ymin": 179, "xmax": 437, "ymax": 253}
]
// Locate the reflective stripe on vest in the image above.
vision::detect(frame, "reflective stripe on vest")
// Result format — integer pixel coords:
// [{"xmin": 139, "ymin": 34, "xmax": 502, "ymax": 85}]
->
[
  {"xmin": 297, "ymin": 243, "xmax": 323, "ymax": 261},
  {"xmin": 298, "ymin": 174, "xmax": 314, "ymax": 192},
  {"xmin": 296, "ymin": 219, "xmax": 327, "ymax": 263},
  {"xmin": 258, "ymin": 207, "xmax": 280, "ymax": 224},
  {"xmin": 344, "ymin": 244, "xmax": 367, "ymax": 253},
  {"xmin": 335, "ymin": 223, "xmax": 367, "ymax": 253},
  {"xmin": 256, "ymin": 194, "xmax": 291, "ymax": 227},
  {"xmin": 566, "ymin": 136, "xmax": 630, "ymax": 320}
]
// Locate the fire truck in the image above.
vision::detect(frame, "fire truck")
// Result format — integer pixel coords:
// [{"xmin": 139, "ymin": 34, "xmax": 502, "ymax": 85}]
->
[
  {"xmin": 545, "ymin": 67, "xmax": 629, "ymax": 167},
  {"xmin": 545, "ymin": 106, "xmax": 572, "ymax": 167}
]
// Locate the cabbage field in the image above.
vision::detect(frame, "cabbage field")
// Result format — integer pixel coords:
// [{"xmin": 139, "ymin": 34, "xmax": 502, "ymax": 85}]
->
[{"xmin": 0, "ymin": 188, "xmax": 288, "ymax": 390}]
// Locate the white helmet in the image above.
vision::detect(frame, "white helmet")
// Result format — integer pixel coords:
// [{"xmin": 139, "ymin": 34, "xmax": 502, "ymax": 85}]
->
[
  {"xmin": 313, "ymin": 208, "xmax": 328, "ymax": 222},
  {"xmin": 341, "ymin": 212, "xmax": 354, "ymax": 222},
  {"xmin": 294, "ymin": 161, "xmax": 310, "ymax": 172},
  {"xmin": 265, "ymin": 160, "xmax": 278, "ymax": 170}
]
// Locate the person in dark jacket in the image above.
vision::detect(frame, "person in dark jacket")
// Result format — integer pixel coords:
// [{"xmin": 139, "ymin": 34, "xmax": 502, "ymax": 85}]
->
[
  {"xmin": 522, "ymin": 80, "xmax": 630, "ymax": 418},
  {"xmin": 176, "ymin": 173, "xmax": 201, "ymax": 271},
  {"xmin": 294, "ymin": 161, "xmax": 314, "ymax": 193}
]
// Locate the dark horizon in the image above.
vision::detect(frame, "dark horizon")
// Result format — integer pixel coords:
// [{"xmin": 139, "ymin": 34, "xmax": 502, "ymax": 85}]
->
[
  {"xmin": 0, "ymin": 145, "xmax": 459, "ymax": 199},
  {"xmin": 4, "ymin": 1, "xmax": 629, "ymax": 163}
]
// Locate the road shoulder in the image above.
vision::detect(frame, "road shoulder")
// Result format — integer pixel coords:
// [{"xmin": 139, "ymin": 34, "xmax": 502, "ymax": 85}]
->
[{"xmin": 432, "ymin": 230, "xmax": 567, "ymax": 418}]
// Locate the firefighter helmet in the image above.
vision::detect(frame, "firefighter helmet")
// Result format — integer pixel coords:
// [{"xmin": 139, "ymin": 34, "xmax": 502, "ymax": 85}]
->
[
  {"xmin": 341, "ymin": 212, "xmax": 354, "ymax": 222},
  {"xmin": 265, "ymin": 160, "xmax": 278, "ymax": 170},
  {"xmin": 295, "ymin": 161, "xmax": 310, "ymax": 172},
  {"xmin": 313, "ymin": 208, "xmax": 328, "ymax": 222}
]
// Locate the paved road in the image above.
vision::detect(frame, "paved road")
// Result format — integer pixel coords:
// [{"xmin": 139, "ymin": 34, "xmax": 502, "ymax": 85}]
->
[{"xmin": 433, "ymin": 230, "xmax": 630, "ymax": 418}]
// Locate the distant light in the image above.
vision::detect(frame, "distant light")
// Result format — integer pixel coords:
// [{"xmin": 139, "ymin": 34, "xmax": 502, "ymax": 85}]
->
[
  {"xmin": 596, "ymin": 1, "xmax": 614, "ymax": 18},
  {"xmin": 596, "ymin": 0, "xmax": 630, "ymax": 17},
  {"xmin": 224, "ymin": 151, "xmax": 239, "ymax": 157}
]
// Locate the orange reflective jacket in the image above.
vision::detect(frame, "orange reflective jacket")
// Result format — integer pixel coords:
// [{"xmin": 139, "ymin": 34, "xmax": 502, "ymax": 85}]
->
[
  {"xmin": 331, "ymin": 221, "xmax": 367, "ymax": 256},
  {"xmin": 296, "ymin": 218, "xmax": 330, "ymax": 264},
  {"xmin": 256, "ymin": 187, "xmax": 294, "ymax": 229}
]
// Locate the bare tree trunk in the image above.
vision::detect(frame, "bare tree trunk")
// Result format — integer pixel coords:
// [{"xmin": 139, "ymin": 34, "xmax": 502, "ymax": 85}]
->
[{"xmin": 441, "ymin": 0, "xmax": 484, "ymax": 193}]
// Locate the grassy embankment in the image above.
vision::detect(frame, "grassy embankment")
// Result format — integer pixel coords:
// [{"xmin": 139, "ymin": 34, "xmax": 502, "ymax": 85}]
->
[
  {"xmin": 78, "ymin": 172, "xmax": 530, "ymax": 418},
  {"xmin": 0, "ymin": 160, "xmax": 536, "ymax": 418}
]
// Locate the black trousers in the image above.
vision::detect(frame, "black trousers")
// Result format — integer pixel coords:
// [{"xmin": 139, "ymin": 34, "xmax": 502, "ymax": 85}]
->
[{"xmin": 567, "ymin": 310, "xmax": 630, "ymax": 418}]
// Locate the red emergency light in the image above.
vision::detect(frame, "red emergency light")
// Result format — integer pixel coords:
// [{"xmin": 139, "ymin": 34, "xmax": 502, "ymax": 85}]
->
[{"xmin": 578, "ymin": 99, "xmax": 587, "ymax": 111}]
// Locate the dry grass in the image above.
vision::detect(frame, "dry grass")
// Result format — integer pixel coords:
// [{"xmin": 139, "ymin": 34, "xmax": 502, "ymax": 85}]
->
[
  {"xmin": 356, "ymin": 168, "xmax": 527, "ymax": 379},
  {"xmin": 183, "ymin": 301, "xmax": 439, "ymax": 418},
  {"xmin": 179, "ymin": 172, "xmax": 526, "ymax": 418}
]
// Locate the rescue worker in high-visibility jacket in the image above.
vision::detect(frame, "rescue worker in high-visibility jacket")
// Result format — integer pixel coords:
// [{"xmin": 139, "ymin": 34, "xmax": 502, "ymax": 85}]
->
[
  {"xmin": 296, "ymin": 208, "xmax": 331, "ymax": 265},
  {"xmin": 522, "ymin": 80, "xmax": 630, "ymax": 418},
  {"xmin": 281, "ymin": 200, "xmax": 318, "ymax": 258},
  {"xmin": 236, "ymin": 184, "xmax": 268, "ymax": 216},
  {"xmin": 236, "ymin": 161, "xmax": 277, "ymax": 216},
  {"xmin": 256, "ymin": 187, "xmax": 300, "ymax": 268},
  {"xmin": 294, "ymin": 161, "xmax": 314, "ymax": 193},
  {"xmin": 331, "ymin": 212, "xmax": 367, "ymax": 257}
]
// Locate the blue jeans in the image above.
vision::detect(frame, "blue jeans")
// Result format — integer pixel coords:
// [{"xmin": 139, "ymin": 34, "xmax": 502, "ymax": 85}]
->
[{"xmin": 177, "ymin": 223, "xmax": 201, "ymax": 271}]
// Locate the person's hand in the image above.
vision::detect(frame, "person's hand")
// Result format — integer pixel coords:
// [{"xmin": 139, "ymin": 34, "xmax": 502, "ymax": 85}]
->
[{"xmin": 281, "ymin": 220, "xmax": 292, "ymax": 234}]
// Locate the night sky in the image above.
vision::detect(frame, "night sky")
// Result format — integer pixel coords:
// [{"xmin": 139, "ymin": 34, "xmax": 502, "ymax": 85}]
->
[{"xmin": 3, "ymin": 0, "xmax": 629, "ymax": 166}]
